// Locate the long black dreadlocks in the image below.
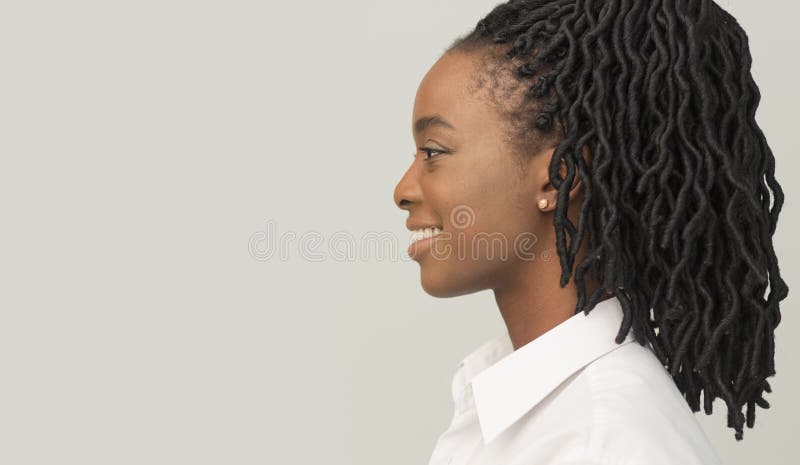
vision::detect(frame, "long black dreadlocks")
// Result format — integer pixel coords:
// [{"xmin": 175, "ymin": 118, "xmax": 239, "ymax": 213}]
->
[{"xmin": 446, "ymin": 0, "xmax": 788, "ymax": 441}]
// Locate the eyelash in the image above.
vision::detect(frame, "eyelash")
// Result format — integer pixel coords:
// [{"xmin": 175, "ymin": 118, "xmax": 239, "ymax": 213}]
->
[{"xmin": 419, "ymin": 147, "xmax": 446, "ymax": 161}]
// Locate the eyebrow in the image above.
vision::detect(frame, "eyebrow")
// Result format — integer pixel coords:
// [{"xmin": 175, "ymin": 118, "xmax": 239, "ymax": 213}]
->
[{"xmin": 414, "ymin": 115, "xmax": 456, "ymax": 136}]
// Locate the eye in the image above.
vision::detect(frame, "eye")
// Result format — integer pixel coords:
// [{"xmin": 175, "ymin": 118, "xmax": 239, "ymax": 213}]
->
[{"xmin": 420, "ymin": 147, "xmax": 446, "ymax": 160}]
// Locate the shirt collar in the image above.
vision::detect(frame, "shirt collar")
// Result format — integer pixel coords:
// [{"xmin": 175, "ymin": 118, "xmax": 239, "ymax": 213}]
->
[{"xmin": 458, "ymin": 295, "xmax": 636, "ymax": 444}]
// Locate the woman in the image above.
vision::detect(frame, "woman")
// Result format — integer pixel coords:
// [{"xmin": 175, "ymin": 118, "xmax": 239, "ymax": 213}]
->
[{"xmin": 393, "ymin": 0, "xmax": 788, "ymax": 464}]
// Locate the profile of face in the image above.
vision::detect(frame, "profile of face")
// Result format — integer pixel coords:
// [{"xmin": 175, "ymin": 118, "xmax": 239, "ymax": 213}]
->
[{"xmin": 394, "ymin": 50, "xmax": 585, "ymax": 298}]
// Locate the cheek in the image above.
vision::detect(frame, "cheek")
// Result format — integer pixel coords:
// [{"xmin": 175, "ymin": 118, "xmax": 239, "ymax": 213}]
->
[
  {"xmin": 425, "ymin": 151, "xmax": 531, "ymax": 233},
  {"xmin": 469, "ymin": 185, "xmax": 534, "ymax": 237},
  {"xmin": 423, "ymin": 176, "xmax": 474, "ymax": 228},
  {"xmin": 455, "ymin": 190, "xmax": 540, "ymax": 262}
]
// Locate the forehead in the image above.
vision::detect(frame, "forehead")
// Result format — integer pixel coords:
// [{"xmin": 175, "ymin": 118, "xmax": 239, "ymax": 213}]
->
[{"xmin": 412, "ymin": 51, "xmax": 489, "ymax": 132}]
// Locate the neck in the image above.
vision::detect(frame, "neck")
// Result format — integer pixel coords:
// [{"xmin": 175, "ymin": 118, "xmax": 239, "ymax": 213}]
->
[{"xmin": 492, "ymin": 240, "xmax": 607, "ymax": 351}]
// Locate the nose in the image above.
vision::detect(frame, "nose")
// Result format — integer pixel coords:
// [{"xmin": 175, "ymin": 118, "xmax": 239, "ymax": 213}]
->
[{"xmin": 393, "ymin": 158, "xmax": 422, "ymax": 211}]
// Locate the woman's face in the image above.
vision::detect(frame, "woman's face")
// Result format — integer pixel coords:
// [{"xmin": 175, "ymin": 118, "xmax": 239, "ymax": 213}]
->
[{"xmin": 394, "ymin": 50, "xmax": 560, "ymax": 297}]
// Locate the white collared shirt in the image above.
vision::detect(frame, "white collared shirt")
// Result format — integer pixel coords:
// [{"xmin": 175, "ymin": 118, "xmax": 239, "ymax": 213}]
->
[{"xmin": 427, "ymin": 296, "xmax": 723, "ymax": 465}]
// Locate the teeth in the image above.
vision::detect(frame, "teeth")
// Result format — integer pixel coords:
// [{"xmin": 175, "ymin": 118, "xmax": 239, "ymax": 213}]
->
[{"xmin": 411, "ymin": 227, "xmax": 443, "ymax": 243}]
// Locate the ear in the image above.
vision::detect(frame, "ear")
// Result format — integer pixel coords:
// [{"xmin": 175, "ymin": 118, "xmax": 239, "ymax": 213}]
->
[
  {"xmin": 537, "ymin": 144, "xmax": 591, "ymax": 211},
  {"xmin": 557, "ymin": 144, "xmax": 591, "ymax": 202}
]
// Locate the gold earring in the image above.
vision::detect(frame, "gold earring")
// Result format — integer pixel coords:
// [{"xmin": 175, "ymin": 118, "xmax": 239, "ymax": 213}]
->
[{"xmin": 538, "ymin": 198, "xmax": 549, "ymax": 209}]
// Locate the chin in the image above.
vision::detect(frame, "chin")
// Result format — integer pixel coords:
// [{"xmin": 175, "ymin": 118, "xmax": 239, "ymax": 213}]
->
[
  {"xmin": 419, "ymin": 265, "xmax": 484, "ymax": 298},
  {"xmin": 421, "ymin": 279, "xmax": 462, "ymax": 298}
]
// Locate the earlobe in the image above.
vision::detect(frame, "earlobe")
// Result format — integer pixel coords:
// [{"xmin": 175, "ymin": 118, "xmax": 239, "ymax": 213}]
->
[{"xmin": 537, "ymin": 198, "xmax": 550, "ymax": 210}]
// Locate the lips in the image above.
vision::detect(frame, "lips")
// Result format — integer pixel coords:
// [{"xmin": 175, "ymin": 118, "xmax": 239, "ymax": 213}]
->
[
  {"xmin": 408, "ymin": 234, "xmax": 437, "ymax": 259},
  {"xmin": 410, "ymin": 226, "xmax": 444, "ymax": 244},
  {"xmin": 406, "ymin": 218, "xmax": 444, "ymax": 232}
]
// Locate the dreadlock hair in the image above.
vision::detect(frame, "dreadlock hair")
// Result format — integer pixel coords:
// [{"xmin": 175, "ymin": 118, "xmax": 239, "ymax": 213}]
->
[{"xmin": 446, "ymin": 0, "xmax": 788, "ymax": 441}]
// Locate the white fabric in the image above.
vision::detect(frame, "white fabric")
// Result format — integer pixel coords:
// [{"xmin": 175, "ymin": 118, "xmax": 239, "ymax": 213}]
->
[{"xmin": 427, "ymin": 295, "xmax": 723, "ymax": 465}]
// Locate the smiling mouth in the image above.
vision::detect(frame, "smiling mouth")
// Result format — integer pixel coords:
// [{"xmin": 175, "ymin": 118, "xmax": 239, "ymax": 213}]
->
[{"xmin": 410, "ymin": 226, "xmax": 444, "ymax": 245}]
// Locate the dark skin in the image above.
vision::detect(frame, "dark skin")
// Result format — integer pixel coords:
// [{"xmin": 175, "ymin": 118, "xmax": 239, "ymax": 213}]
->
[{"xmin": 394, "ymin": 50, "xmax": 610, "ymax": 351}]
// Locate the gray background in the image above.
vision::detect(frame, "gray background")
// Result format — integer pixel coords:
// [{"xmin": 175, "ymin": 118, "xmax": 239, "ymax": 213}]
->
[{"xmin": 0, "ymin": 0, "xmax": 796, "ymax": 463}]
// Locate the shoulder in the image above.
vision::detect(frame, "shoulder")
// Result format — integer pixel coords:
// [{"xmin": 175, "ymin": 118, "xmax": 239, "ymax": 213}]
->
[
  {"xmin": 485, "ymin": 343, "xmax": 723, "ymax": 465},
  {"xmin": 578, "ymin": 342, "xmax": 723, "ymax": 465}
]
